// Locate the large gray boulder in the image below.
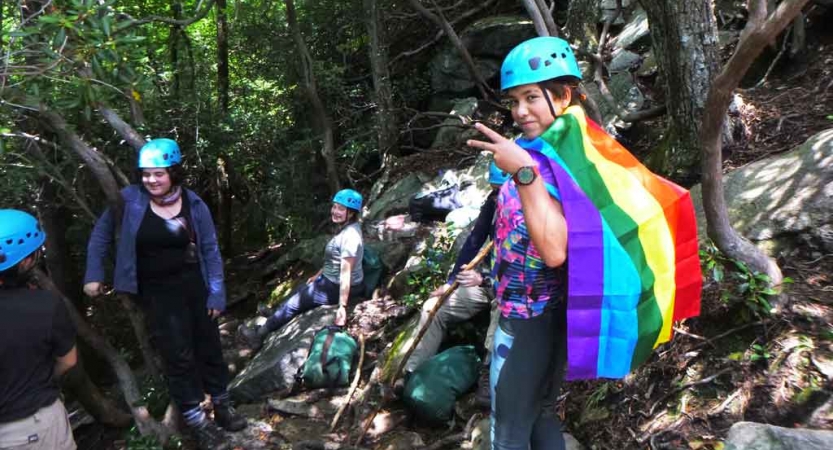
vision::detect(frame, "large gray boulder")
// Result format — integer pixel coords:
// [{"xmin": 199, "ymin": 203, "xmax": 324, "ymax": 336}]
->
[
  {"xmin": 724, "ymin": 422, "xmax": 833, "ymax": 450},
  {"xmin": 690, "ymin": 128, "xmax": 833, "ymax": 254},
  {"xmin": 431, "ymin": 97, "xmax": 478, "ymax": 149},
  {"xmin": 229, "ymin": 305, "xmax": 338, "ymax": 402},
  {"xmin": 366, "ymin": 172, "xmax": 431, "ymax": 221},
  {"xmin": 612, "ymin": 7, "xmax": 650, "ymax": 50},
  {"xmin": 261, "ymin": 235, "xmax": 330, "ymax": 278},
  {"xmin": 431, "ymin": 17, "xmax": 535, "ymax": 95}
]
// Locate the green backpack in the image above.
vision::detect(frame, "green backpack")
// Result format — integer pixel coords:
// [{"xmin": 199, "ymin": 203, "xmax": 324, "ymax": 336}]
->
[
  {"xmin": 403, "ymin": 345, "xmax": 481, "ymax": 422},
  {"xmin": 300, "ymin": 326, "xmax": 358, "ymax": 388},
  {"xmin": 362, "ymin": 245, "xmax": 384, "ymax": 297}
]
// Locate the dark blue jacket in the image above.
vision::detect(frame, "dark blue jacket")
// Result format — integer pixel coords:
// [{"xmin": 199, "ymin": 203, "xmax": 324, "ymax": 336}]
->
[
  {"xmin": 447, "ymin": 190, "xmax": 497, "ymax": 284},
  {"xmin": 84, "ymin": 185, "xmax": 227, "ymax": 311}
]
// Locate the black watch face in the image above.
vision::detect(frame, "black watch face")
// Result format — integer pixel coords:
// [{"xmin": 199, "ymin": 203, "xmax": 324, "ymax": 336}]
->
[{"xmin": 517, "ymin": 167, "xmax": 535, "ymax": 185}]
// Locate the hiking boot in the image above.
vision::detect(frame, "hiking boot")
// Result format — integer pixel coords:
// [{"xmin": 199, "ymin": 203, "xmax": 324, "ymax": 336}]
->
[
  {"xmin": 239, "ymin": 324, "xmax": 268, "ymax": 352},
  {"xmin": 214, "ymin": 402, "xmax": 247, "ymax": 432},
  {"xmin": 474, "ymin": 365, "xmax": 491, "ymax": 408},
  {"xmin": 191, "ymin": 421, "xmax": 230, "ymax": 450}
]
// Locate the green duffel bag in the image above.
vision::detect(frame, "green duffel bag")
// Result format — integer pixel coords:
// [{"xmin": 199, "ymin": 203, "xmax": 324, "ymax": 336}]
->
[
  {"xmin": 403, "ymin": 345, "xmax": 481, "ymax": 422},
  {"xmin": 301, "ymin": 326, "xmax": 358, "ymax": 388},
  {"xmin": 362, "ymin": 245, "xmax": 384, "ymax": 298}
]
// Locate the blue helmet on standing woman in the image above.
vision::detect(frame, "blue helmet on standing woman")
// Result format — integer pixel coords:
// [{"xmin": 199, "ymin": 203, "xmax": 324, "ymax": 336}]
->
[
  {"xmin": 0, "ymin": 209, "xmax": 46, "ymax": 272},
  {"xmin": 333, "ymin": 189, "xmax": 363, "ymax": 211},
  {"xmin": 138, "ymin": 138, "xmax": 182, "ymax": 168},
  {"xmin": 500, "ymin": 36, "xmax": 582, "ymax": 91}
]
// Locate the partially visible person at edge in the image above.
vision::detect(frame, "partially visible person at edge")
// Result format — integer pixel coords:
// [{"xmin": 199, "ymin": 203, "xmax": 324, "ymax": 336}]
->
[
  {"xmin": 240, "ymin": 189, "xmax": 364, "ymax": 351},
  {"xmin": 83, "ymin": 139, "xmax": 246, "ymax": 450},
  {"xmin": 466, "ymin": 36, "xmax": 584, "ymax": 450},
  {"xmin": 0, "ymin": 210, "xmax": 78, "ymax": 450},
  {"xmin": 395, "ymin": 162, "xmax": 510, "ymax": 407}
]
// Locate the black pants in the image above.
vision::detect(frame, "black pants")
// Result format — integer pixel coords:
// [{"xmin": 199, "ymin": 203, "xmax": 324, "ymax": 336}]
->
[
  {"xmin": 140, "ymin": 271, "xmax": 229, "ymax": 411},
  {"xmin": 490, "ymin": 302, "xmax": 568, "ymax": 450}
]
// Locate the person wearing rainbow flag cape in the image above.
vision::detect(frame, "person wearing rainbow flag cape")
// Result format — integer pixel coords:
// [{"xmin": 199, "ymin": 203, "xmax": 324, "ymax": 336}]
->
[{"xmin": 467, "ymin": 37, "xmax": 701, "ymax": 449}]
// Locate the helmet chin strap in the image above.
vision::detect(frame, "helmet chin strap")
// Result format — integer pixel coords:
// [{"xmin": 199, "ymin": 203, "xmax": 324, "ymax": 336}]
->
[{"xmin": 538, "ymin": 82, "xmax": 558, "ymax": 120}]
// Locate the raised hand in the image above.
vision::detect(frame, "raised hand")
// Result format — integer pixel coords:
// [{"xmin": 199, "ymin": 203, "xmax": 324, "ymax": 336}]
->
[{"xmin": 467, "ymin": 122, "xmax": 535, "ymax": 175}]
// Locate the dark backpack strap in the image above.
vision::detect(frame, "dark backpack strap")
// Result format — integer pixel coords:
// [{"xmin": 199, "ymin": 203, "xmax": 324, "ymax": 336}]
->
[{"xmin": 320, "ymin": 329, "xmax": 336, "ymax": 369}]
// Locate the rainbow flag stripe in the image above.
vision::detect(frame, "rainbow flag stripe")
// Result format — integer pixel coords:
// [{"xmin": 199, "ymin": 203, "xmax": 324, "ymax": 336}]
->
[{"xmin": 517, "ymin": 106, "xmax": 701, "ymax": 380}]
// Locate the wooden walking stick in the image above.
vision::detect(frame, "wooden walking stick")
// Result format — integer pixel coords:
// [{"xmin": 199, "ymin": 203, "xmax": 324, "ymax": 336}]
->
[{"xmin": 354, "ymin": 241, "xmax": 494, "ymax": 445}]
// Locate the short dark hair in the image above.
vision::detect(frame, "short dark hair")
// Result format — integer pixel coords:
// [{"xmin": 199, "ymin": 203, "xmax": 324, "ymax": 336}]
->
[
  {"xmin": 540, "ymin": 76, "xmax": 584, "ymax": 107},
  {"xmin": 137, "ymin": 164, "xmax": 186, "ymax": 186}
]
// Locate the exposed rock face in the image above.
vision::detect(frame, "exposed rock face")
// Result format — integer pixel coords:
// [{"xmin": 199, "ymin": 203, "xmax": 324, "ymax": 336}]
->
[
  {"xmin": 690, "ymin": 128, "xmax": 833, "ymax": 255},
  {"xmin": 229, "ymin": 305, "xmax": 338, "ymax": 402},
  {"xmin": 724, "ymin": 422, "xmax": 833, "ymax": 450}
]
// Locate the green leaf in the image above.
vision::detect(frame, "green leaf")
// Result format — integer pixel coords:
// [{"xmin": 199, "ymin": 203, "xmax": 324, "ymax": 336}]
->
[
  {"xmin": 713, "ymin": 267, "xmax": 724, "ymax": 282},
  {"xmin": 38, "ymin": 15, "xmax": 63, "ymax": 24}
]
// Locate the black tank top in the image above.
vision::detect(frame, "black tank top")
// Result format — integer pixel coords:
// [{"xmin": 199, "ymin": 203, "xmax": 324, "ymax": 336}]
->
[{"xmin": 136, "ymin": 201, "xmax": 199, "ymax": 282}]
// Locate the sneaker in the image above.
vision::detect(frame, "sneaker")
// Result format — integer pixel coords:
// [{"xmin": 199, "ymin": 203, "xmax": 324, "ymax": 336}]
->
[
  {"xmin": 474, "ymin": 365, "xmax": 491, "ymax": 408},
  {"xmin": 214, "ymin": 402, "xmax": 247, "ymax": 432},
  {"xmin": 191, "ymin": 421, "xmax": 230, "ymax": 450},
  {"xmin": 238, "ymin": 324, "xmax": 265, "ymax": 352}
]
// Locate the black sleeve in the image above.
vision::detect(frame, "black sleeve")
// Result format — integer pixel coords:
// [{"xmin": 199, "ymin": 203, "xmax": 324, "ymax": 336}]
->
[
  {"xmin": 447, "ymin": 191, "xmax": 498, "ymax": 283},
  {"xmin": 51, "ymin": 296, "xmax": 76, "ymax": 358}
]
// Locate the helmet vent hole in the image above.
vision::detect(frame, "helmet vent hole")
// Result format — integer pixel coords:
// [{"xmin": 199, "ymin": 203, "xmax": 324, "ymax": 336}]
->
[
  {"xmin": 5, "ymin": 239, "xmax": 11, "ymax": 245},
  {"xmin": 26, "ymin": 233, "xmax": 31, "ymax": 238},
  {"xmin": 545, "ymin": 60, "xmax": 552, "ymax": 66},
  {"xmin": 551, "ymin": 53, "xmax": 558, "ymax": 59},
  {"xmin": 561, "ymin": 53, "xmax": 567, "ymax": 59},
  {"xmin": 18, "ymin": 239, "xmax": 24, "ymax": 245},
  {"xmin": 505, "ymin": 70, "xmax": 514, "ymax": 76},
  {"xmin": 528, "ymin": 57, "xmax": 541, "ymax": 70},
  {"xmin": 0, "ymin": 253, "xmax": 6, "ymax": 264}
]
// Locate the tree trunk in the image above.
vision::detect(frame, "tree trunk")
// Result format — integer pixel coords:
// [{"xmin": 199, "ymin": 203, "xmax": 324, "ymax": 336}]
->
[
  {"xmin": 170, "ymin": 2, "xmax": 183, "ymax": 98},
  {"xmin": 364, "ymin": 0, "xmax": 399, "ymax": 163},
  {"xmin": 283, "ymin": 0, "xmax": 341, "ymax": 193},
  {"xmin": 522, "ymin": 0, "xmax": 551, "ymax": 36},
  {"xmin": 700, "ymin": 0, "xmax": 809, "ymax": 295},
  {"xmin": 39, "ymin": 180, "xmax": 77, "ymax": 298},
  {"xmin": 216, "ymin": 0, "xmax": 230, "ymax": 115},
  {"xmin": 216, "ymin": 155, "xmax": 233, "ymax": 254},
  {"xmin": 62, "ymin": 362, "xmax": 133, "ymax": 428},
  {"xmin": 407, "ymin": 0, "xmax": 493, "ymax": 101},
  {"xmin": 522, "ymin": 0, "xmax": 560, "ymax": 37},
  {"xmin": 640, "ymin": 0, "xmax": 721, "ymax": 182},
  {"xmin": 33, "ymin": 270, "xmax": 173, "ymax": 441},
  {"xmin": 99, "ymin": 104, "xmax": 147, "ymax": 151}
]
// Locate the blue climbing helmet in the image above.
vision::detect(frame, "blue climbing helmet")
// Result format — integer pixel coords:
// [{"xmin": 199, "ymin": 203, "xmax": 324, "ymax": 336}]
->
[
  {"xmin": 333, "ymin": 189, "xmax": 363, "ymax": 211},
  {"xmin": 488, "ymin": 161, "xmax": 511, "ymax": 186},
  {"xmin": 0, "ymin": 209, "xmax": 46, "ymax": 272},
  {"xmin": 138, "ymin": 138, "xmax": 182, "ymax": 169},
  {"xmin": 500, "ymin": 36, "xmax": 582, "ymax": 91}
]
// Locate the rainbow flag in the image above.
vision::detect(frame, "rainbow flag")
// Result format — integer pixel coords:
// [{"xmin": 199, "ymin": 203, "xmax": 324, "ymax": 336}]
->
[{"xmin": 517, "ymin": 106, "xmax": 701, "ymax": 380}]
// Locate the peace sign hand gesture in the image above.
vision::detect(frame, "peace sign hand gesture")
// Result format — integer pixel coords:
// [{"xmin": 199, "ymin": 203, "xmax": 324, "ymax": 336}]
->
[{"xmin": 467, "ymin": 122, "xmax": 535, "ymax": 176}]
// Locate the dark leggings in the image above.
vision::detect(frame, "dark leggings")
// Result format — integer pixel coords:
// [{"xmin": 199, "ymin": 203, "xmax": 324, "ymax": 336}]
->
[
  {"xmin": 490, "ymin": 302, "xmax": 567, "ymax": 450},
  {"xmin": 263, "ymin": 276, "xmax": 362, "ymax": 333},
  {"xmin": 140, "ymin": 271, "xmax": 229, "ymax": 411}
]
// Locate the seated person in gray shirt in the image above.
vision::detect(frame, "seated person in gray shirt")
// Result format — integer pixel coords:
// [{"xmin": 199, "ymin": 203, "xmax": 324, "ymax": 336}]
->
[{"xmin": 241, "ymin": 189, "xmax": 364, "ymax": 351}]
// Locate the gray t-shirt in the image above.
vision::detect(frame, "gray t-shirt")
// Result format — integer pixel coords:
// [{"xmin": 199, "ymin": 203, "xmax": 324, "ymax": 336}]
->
[{"xmin": 322, "ymin": 222, "xmax": 364, "ymax": 285}]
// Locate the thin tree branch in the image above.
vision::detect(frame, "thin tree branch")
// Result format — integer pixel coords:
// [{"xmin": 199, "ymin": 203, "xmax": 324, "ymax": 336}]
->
[{"xmin": 117, "ymin": 0, "xmax": 217, "ymax": 32}]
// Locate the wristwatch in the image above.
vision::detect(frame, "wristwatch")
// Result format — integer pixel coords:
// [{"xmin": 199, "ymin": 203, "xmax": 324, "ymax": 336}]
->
[{"xmin": 513, "ymin": 165, "xmax": 540, "ymax": 186}]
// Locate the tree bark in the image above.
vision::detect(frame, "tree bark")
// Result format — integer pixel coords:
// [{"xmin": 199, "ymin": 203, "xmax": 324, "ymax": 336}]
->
[
  {"xmin": 98, "ymin": 104, "xmax": 147, "ymax": 151},
  {"xmin": 283, "ymin": 0, "xmax": 341, "ymax": 193},
  {"xmin": 700, "ymin": 0, "xmax": 809, "ymax": 291},
  {"xmin": 522, "ymin": 0, "xmax": 551, "ymax": 36},
  {"xmin": 216, "ymin": 0, "xmax": 230, "ymax": 115},
  {"xmin": 216, "ymin": 155, "xmax": 233, "ymax": 254},
  {"xmin": 407, "ymin": 0, "xmax": 493, "ymax": 101},
  {"xmin": 640, "ymin": 0, "xmax": 721, "ymax": 181},
  {"xmin": 33, "ymin": 269, "xmax": 172, "ymax": 440},
  {"xmin": 364, "ymin": 0, "xmax": 399, "ymax": 163},
  {"xmin": 170, "ymin": 2, "xmax": 183, "ymax": 98},
  {"xmin": 62, "ymin": 361, "xmax": 133, "ymax": 428}
]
